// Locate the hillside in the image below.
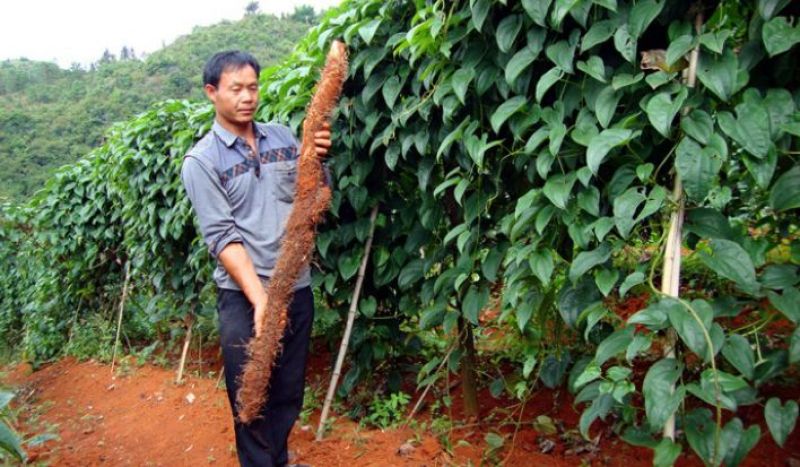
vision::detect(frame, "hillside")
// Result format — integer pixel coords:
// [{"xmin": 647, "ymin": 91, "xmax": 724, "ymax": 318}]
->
[{"xmin": 0, "ymin": 12, "xmax": 312, "ymax": 201}]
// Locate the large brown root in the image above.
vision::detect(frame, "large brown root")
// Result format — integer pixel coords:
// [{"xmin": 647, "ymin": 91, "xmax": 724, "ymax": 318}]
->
[{"xmin": 236, "ymin": 41, "xmax": 348, "ymax": 424}]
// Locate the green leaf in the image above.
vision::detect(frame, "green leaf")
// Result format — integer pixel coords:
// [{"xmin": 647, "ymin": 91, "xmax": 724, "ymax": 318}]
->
[
  {"xmin": 619, "ymin": 272, "xmax": 645, "ymax": 298},
  {"xmin": 463, "ymin": 285, "xmax": 489, "ymax": 325},
  {"xmin": 482, "ymin": 246, "xmax": 505, "ymax": 282},
  {"xmin": 358, "ymin": 19, "xmax": 382, "ymax": 45},
  {"xmin": 539, "ymin": 352, "xmax": 572, "ymax": 388},
  {"xmin": 653, "ymin": 439, "xmax": 682, "ymax": 467},
  {"xmin": 628, "ymin": 298, "xmax": 679, "ymax": 331},
  {"xmin": 574, "ymin": 360, "xmax": 602, "ymax": 389},
  {"xmin": 543, "ymin": 172, "xmax": 577, "ymax": 210},
  {"xmin": 550, "ymin": 0, "xmax": 580, "ymax": 27},
  {"xmin": 496, "ymin": 14, "xmax": 524, "ymax": 54},
  {"xmin": 337, "ymin": 250, "xmax": 362, "ymax": 280},
  {"xmin": 790, "ymin": 327, "xmax": 800, "ymax": 365},
  {"xmin": 765, "ymin": 397, "xmax": 799, "ymax": 447},
  {"xmin": 681, "ymin": 110, "xmax": 714, "ymax": 145},
  {"xmin": 522, "ymin": 0, "xmax": 552, "ymax": 26},
  {"xmin": 577, "ymin": 186, "xmax": 600, "ymax": 216},
  {"xmin": 398, "ymin": 259, "xmax": 425, "ymax": 289},
  {"xmin": 0, "ymin": 421, "xmax": 25, "ymax": 462},
  {"xmin": 490, "ymin": 96, "xmax": 528, "ymax": 134},
  {"xmin": 614, "ymin": 25, "xmax": 637, "ymax": 63},
  {"xmin": 685, "ymin": 208, "xmax": 735, "ymax": 241},
  {"xmin": 628, "ymin": 0, "xmax": 664, "ymax": 39},
  {"xmin": 594, "ymin": 85, "xmax": 621, "ymax": 128},
  {"xmin": 613, "ymin": 187, "xmax": 646, "ymax": 239},
  {"xmin": 717, "ymin": 102, "xmax": 771, "ymax": 159},
  {"xmin": 700, "ymin": 30, "xmax": 731, "ymax": 54},
  {"xmin": 769, "ymin": 165, "xmax": 800, "ymax": 212},
  {"xmin": 685, "ymin": 409, "xmax": 725, "ymax": 466},
  {"xmin": 580, "ymin": 393, "xmax": 614, "ymax": 439},
  {"xmin": 536, "ymin": 67, "xmax": 564, "ymax": 102},
  {"xmin": 762, "ymin": 16, "xmax": 800, "ymax": 57},
  {"xmin": 558, "ymin": 277, "xmax": 602, "ymax": 328},
  {"xmin": 722, "ymin": 334, "xmax": 755, "ymax": 380},
  {"xmin": 592, "ymin": 0, "xmax": 617, "ymax": 11},
  {"xmin": 546, "ymin": 38, "xmax": 577, "ymax": 73},
  {"xmin": 470, "ymin": 0, "xmax": 491, "ymax": 31},
  {"xmin": 767, "ymin": 287, "xmax": 800, "ymax": 324},
  {"xmin": 643, "ymin": 359, "xmax": 684, "ymax": 432},
  {"xmin": 667, "ymin": 299, "xmax": 711, "ymax": 360},
  {"xmin": 582, "ymin": 19, "xmax": 617, "ymax": 53},
  {"xmin": 596, "ymin": 326, "xmax": 634, "ymax": 365},
  {"xmin": 697, "ymin": 49, "xmax": 748, "ymax": 102},
  {"xmin": 505, "ymin": 46, "xmax": 540, "ymax": 84},
  {"xmin": 666, "ymin": 35, "xmax": 695, "ymax": 67},
  {"xmin": 577, "ymin": 56, "xmax": 607, "ymax": 82},
  {"xmin": 530, "ymin": 249, "xmax": 555, "ymax": 285},
  {"xmin": 675, "ymin": 136, "xmax": 724, "ymax": 202},
  {"xmin": 587, "ymin": 129, "xmax": 634, "ymax": 174},
  {"xmin": 758, "ymin": 0, "xmax": 791, "ymax": 20},
  {"xmin": 451, "ymin": 68, "xmax": 475, "ymax": 105},
  {"xmin": 612, "ymin": 72, "xmax": 644, "ymax": 90},
  {"xmin": 382, "ymin": 75, "xmax": 402, "ymax": 109},
  {"xmin": 570, "ymin": 243, "xmax": 612, "ymax": 284},
  {"xmin": 698, "ymin": 239, "xmax": 759, "ymax": 293},
  {"xmin": 645, "ymin": 88, "xmax": 687, "ymax": 138},
  {"xmin": 724, "ymin": 421, "xmax": 761, "ymax": 467}
]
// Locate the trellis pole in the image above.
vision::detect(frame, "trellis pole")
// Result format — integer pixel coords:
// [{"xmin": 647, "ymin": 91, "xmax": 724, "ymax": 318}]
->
[
  {"xmin": 316, "ymin": 204, "xmax": 379, "ymax": 441},
  {"xmin": 661, "ymin": 11, "xmax": 703, "ymax": 441}
]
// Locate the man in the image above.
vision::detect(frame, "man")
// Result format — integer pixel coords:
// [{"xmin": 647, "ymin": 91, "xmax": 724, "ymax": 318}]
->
[{"xmin": 181, "ymin": 50, "xmax": 331, "ymax": 467}]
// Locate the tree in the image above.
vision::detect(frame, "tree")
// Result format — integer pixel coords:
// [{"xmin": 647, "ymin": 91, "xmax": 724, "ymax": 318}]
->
[
  {"xmin": 244, "ymin": 1, "xmax": 259, "ymax": 16},
  {"xmin": 288, "ymin": 5, "xmax": 316, "ymax": 24}
]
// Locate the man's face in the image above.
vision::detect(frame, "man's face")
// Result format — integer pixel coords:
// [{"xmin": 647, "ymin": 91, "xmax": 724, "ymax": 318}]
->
[{"xmin": 205, "ymin": 65, "xmax": 259, "ymax": 126}]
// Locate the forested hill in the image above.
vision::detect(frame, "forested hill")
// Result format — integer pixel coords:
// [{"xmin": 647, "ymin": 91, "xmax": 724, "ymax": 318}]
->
[{"xmin": 0, "ymin": 12, "xmax": 313, "ymax": 201}]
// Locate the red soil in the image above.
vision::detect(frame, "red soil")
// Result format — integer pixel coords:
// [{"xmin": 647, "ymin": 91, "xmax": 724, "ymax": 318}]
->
[{"xmin": 2, "ymin": 344, "xmax": 799, "ymax": 466}]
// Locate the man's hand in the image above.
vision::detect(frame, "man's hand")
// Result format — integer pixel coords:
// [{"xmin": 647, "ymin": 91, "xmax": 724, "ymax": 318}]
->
[
  {"xmin": 313, "ymin": 122, "xmax": 332, "ymax": 157},
  {"xmin": 253, "ymin": 293, "xmax": 268, "ymax": 338}
]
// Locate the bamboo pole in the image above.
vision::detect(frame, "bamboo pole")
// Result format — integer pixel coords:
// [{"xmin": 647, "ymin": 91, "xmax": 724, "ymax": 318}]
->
[
  {"xmin": 110, "ymin": 262, "xmax": 132, "ymax": 375},
  {"xmin": 175, "ymin": 310, "xmax": 195, "ymax": 384},
  {"xmin": 661, "ymin": 12, "xmax": 702, "ymax": 441},
  {"xmin": 316, "ymin": 204, "xmax": 379, "ymax": 441}
]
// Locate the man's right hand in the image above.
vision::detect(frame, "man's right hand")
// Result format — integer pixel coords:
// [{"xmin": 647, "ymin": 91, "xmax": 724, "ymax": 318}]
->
[
  {"xmin": 217, "ymin": 242, "xmax": 270, "ymax": 338},
  {"xmin": 253, "ymin": 294, "xmax": 268, "ymax": 338}
]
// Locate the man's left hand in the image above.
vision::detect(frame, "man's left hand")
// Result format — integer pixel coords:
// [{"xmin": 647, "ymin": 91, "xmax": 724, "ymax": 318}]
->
[{"xmin": 313, "ymin": 122, "xmax": 332, "ymax": 157}]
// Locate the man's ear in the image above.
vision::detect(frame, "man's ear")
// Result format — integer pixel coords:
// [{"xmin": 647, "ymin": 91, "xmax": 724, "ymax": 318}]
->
[{"xmin": 204, "ymin": 84, "xmax": 217, "ymax": 103}]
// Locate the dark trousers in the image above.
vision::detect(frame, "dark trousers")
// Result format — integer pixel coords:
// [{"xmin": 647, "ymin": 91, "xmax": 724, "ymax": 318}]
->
[{"xmin": 216, "ymin": 286, "xmax": 314, "ymax": 467}]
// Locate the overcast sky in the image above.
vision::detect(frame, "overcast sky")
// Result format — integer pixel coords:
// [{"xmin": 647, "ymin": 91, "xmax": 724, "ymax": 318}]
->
[{"xmin": 0, "ymin": 0, "xmax": 341, "ymax": 68}]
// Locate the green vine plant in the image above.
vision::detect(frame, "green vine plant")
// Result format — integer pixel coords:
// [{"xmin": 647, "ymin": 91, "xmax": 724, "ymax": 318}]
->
[{"xmin": 1, "ymin": 1, "xmax": 799, "ymax": 465}]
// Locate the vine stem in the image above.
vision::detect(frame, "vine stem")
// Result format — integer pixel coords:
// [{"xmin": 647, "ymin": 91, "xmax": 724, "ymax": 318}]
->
[{"xmin": 316, "ymin": 204, "xmax": 379, "ymax": 441}]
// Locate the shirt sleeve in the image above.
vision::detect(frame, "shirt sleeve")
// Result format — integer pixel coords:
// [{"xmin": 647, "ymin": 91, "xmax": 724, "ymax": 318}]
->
[{"xmin": 181, "ymin": 155, "xmax": 243, "ymax": 258}]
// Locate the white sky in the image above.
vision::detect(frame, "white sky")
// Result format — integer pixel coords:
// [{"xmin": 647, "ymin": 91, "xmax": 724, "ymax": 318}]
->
[{"xmin": 0, "ymin": 0, "xmax": 341, "ymax": 68}]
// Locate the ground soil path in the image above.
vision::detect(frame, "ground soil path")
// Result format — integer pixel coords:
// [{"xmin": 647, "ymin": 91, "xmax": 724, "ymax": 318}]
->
[{"xmin": 3, "ymin": 355, "xmax": 799, "ymax": 466}]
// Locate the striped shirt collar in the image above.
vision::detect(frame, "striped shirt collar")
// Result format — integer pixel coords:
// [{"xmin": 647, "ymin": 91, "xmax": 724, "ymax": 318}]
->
[{"xmin": 212, "ymin": 120, "xmax": 268, "ymax": 148}]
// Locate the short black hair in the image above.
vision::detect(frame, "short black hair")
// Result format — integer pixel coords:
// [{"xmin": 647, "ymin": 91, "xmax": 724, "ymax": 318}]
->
[{"xmin": 202, "ymin": 50, "xmax": 261, "ymax": 87}]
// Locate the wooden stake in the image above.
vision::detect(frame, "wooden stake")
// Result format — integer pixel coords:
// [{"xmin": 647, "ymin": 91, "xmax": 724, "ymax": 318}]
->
[
  {"xmin": 176, "ymin": 311, "xmax": 195, "ymax": 384},
  {"xmin": 110, "ymin": 262, "xmax": 132, "ymax": 375},
  {"xmin": 316, "ymin": 205, "xmax": 379, "ymax": 441},
  {"xmin": 661, "ymin": 12, "xmax": 702, "ymax": 441}
]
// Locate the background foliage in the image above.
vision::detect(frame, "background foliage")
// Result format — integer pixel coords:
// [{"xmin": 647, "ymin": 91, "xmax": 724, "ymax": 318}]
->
[
  {"xmin": 1, "ymin": 0, "xmax": 799, "ymax": 464},
  {"xmin": 0, "ymin": 10, "xmax": 315, "ymax": 201}
]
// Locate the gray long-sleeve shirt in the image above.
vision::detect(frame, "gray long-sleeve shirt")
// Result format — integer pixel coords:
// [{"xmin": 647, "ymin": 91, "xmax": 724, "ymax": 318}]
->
[{"xmin": 181, "ymin": 120, "xmax": 310, "ymax": 291}]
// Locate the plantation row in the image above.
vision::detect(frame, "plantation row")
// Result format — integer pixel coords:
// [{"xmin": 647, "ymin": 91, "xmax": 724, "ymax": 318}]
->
[{"xmin": 2, "ymin": 0, "xmax": 800, "ymax": 464}]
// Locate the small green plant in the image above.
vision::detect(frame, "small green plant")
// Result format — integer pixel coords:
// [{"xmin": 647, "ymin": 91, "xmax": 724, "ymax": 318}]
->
[
  {"xmin": 363, "ymin": 391, "xmax": 410, "ymax": 429},
  {"xmin": 0, "ymin": 390, "xmax": 26, "ymax": 463}
]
